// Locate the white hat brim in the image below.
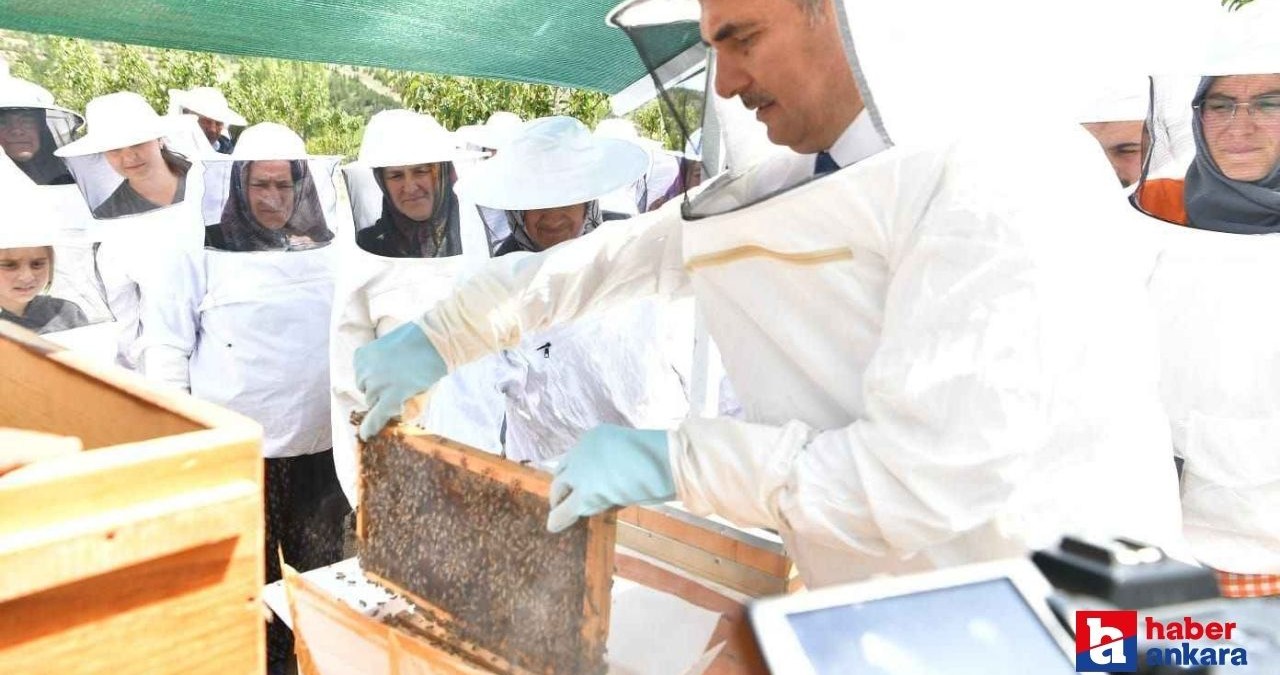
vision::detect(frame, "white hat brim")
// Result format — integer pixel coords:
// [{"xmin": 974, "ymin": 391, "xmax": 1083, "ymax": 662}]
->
[
  {"xmin": 54, "ymin": 124, "xmax": 167, "ymax": 157},
  {"xmin": 168, "ymin": 89, "xmax": 247, "ymax": 126},
  {"xmin": 458, "ymin": 125, "xmax": 521, "ymax": 151},
  {"xmin": 350, "ymin": 149, "xmax": 487, "ymax": 170},
  {"xmin": 455, "ymin": 138, "xmax": 649, "ymax": 211}
]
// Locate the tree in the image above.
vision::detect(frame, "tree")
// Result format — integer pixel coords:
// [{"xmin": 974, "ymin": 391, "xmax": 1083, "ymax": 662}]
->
[{"xmin": 5, "ymin": 29, "xmax": 685, "ymax": 157}]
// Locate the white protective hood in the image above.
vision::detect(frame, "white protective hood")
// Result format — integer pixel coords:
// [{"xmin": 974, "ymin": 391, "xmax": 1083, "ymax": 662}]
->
[
  {"xmin": 61, "ymin": 112, "xmax": 209, "ymax": 370},
  {"xmin": 0, "ymin": 154, "xmax": 114, "ymax": 356},
  {"xmin": 1133, "ymin": 1, "xmax": 1280, "ymax": 574},
  {"xmin": 456, "ymin": 115, "xmax": 693, "ymax": 464},
  {"xmin": 140, "ymin": 123, "xmax": 339, "ymax": 459},
  {"xmin": 414, "ymin": 0, "xmax": 1191, "ymax": 587},
  {"xmin": 331, "ymin": 110, "xmax": 505, "ymax": 506}
]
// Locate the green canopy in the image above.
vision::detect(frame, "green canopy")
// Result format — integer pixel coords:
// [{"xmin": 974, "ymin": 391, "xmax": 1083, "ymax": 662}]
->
[{"xmin": 0, "ymin": 0, "xmax": 698, "ymax": 93}]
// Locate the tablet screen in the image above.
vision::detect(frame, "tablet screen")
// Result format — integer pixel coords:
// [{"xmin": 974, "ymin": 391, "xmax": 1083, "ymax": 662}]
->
[{"xmin": 785, "ymin": 578, "xmax": 1073, "ymax": 675}]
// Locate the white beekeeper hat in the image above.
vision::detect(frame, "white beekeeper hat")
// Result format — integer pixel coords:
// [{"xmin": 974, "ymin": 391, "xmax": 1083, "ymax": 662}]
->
[
  {"xmin": 168, "ymin": 86, "xmax": 247, "ymax": 126},
  {"xmin": 54, "ymin": 92, "xmax": 168, "ymax": 157},
  {"xmin": 350, "ymin": 109, "xmax": 484, "ymax": 169},
  {"xmin": 455, "ymin": 115, "xmax": 649, "ymax": 211},
  {"xmin": 457, "ymin": 111, "xmax": 524, "ymax": 152}
]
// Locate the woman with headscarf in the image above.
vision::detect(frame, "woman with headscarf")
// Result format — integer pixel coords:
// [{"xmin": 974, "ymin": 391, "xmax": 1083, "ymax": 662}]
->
[
  {"xmin": 445, "ymin": 115, "xmax": 693, "ymax": 463},
  {"xmin": 355, "ymin": 160, "xmax": 461, "ymax": 258},
  {"xmin": 0, "ymin": 108, "xmax": 75, "ymax": 186},
  {"xmin": 0, "ymin": 73, "xmax": 81, "ymax": 187},
  {"xmin": 139, "ymin": 122, "xmax": 346, "ymax": 672},
  {"xmin": 207, "ymin": 157, "xmax": 333, "ymax": 252},
  {"xmin": 1127, "ymin": 26, "xmax": 1280, "ymax": 594},
  {"xmin": 331, "ymin": 110, "xmax": 505, "ymax": 509},
  {"xmin": 494, "ymin": 199, "xmax": 605, "ymax": 255},
  {"xmin": 1137, "ymin": 73, "xmax": 1280, "ymax": 231}
]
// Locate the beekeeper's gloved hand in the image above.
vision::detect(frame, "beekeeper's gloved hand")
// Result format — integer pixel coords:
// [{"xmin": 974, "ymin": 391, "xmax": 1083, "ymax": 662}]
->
[
  {"xmin": 547, "ymin": 424, "xmax": 675, "ymax": 533},
  {"xmin": 355, "ymin": 322, "xmax": 447, "ymax": 440}
]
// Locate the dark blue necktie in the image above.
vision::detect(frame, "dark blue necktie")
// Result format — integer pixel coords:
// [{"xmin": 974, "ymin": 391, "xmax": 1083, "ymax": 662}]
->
[{"xmin": 814, "ymin": 150, "xmax": 839, "ymax": 176}]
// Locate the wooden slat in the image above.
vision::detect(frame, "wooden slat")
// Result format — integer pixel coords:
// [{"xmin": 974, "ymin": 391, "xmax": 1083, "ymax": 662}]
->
[
  {"xmin": 617, "ymin": 522, "xmax": 792, "ymax": 598},
  {"xmin": 0, "ymin": 326, "xmax": 201, "ymax": 447},
  {"xmin": 0, "ymin": 325, "xmax": 265, "ymax": 674},
  {"xmin": 0, "ymin": 483, "xmax": 258, "ymax": 603},
  {"xmin": 284, "ymin": 565, "xmax": 493, "ymax": 675},
  {"xmin": 0, "ymin": 536, "xmax": 263, "ymax": 674},
  {"xmin": 0, "ymin": 435, "xmax": 260, "ymax": 538},
  {"xmin": 581, "ymin": 510, "xmax": 616, "ymax": 670},
  {"xmin": 0, "ymin": 321, "xmax": 256, "ymax": 434},
  {"xmin": 622, "ymin": 504, "xmax": 792, "ymax": 577},
  {"xmin": 391, "ymin": 629, "xmax": 496, "ymax": 675}
]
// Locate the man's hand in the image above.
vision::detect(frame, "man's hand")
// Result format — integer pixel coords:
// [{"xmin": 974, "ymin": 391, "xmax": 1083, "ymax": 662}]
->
[
  {"xmin": 354, "ymin": 322, "xmax": 448, "ymax": 440},
  {"xmin": 547, "ymin": 425, "xmax": 676, "ymax": 533}
]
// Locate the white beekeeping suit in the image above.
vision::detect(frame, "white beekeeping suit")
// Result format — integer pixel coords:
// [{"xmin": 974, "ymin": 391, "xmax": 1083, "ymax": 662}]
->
[
  {"xmin": 384, "ymin": 0, "xmax": 1187, "ymax": 587},
  {"xmin": 455, "ymin": 115, "xmax": 693, "ymax": 463},
  {"xmin": 140, "ymin": 122, "xmax": 338, "ymax": 460},
  {"xmin": 0, "ymin": 73, "xmax": 118, "ymax": 360},
  {"xmin": 55, "ymin": 92, "xmax": 208, "ymax": 370},
  {"xmin": 1128, "ymin": 1, "xmax": 1280, "ymax": 596},
  {"xmin": 330, "ymin": 109, "xmax": 506, "ymax": 507}
]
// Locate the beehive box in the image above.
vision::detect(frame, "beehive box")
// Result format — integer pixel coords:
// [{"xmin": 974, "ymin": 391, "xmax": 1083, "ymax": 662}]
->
[
  {"xmin": 281, "ymin": 550, "xmax": 770, "ymax": 675},
  {"xmin": 358, "ymin": 430, "xmax": 615, "ymax": 675},
  {"xmin": 0, "ymin": 322, "xmax": 265, "ymax": 674}
]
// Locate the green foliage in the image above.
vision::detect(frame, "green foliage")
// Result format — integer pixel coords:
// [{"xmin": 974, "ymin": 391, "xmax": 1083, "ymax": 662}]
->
[
  {"xmin": 1221, "ymin": 0, "xmax": 1255, "ymax": 10},
  {"xmin": 374, "ymin": 68, "xmax": 687, "ymax": 149},
  {"xmin": 3, "ymin": 29, "xmax": 691, "ymax": 157},
  {"xmin": 222, "ymin": 58, "xmax": 365, "ymax": 156},
  {"xmin": 379, "ymin": 69, "xmax": 611, "ymax": 130},
  {"xmin": 25, "ymin": 36, "xmax": 109, "ymax": 113},
  {"xmin": 629, "ymin": 86, "xmax": 704, "ymax": 151}
]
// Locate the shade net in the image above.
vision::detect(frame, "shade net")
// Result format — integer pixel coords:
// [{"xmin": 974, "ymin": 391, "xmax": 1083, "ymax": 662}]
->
[{"xmin": 0, "ymin": 0, "xmax": 699, "ymax": 93}]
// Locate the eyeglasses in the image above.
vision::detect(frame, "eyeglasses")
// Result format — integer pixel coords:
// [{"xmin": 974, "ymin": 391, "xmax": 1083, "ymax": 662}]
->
[{"xmin": 1195, "ymin": 95, "xmax": 1280, "ymax": 124}]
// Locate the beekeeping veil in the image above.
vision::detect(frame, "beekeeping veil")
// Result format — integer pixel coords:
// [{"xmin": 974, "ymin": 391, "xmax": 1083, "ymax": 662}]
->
[
  {"xmin": 0, "ymin": 71, "xmax": 81, "ymax": 187},
  {"xmin": 202, "ymin": 122, "xmax": 339, "ymax": 252},
  {"xmin": 1117, "ymin": 0, "xmax": 1280, "ymax": 580},
  {"xmin": 56, "ymin": 92, "xmax": 208, "ymax": 226},
  {"xmin": 608, "ymin": 0, "xmax": 1163, "ymax": 217},
  {"xmin": 344, "ymin": 110, "xmax": 486, "ymax": 259},
  {"xmin": 1133, "ymin": 0, "xmax": 1280, "ymax": 234},
  {"xmin": 330, "ymin": 111, "xmax": 502, "ymax": 506},
  {"xmin": 0, "ymin": 153, "xmax": 114, "ymax": 357}
]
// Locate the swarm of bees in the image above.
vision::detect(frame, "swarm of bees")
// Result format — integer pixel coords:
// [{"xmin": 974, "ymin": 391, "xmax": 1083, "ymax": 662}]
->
[{"xmin": 360, "ymin": 435, "xmax": 607, "ymax": 674}]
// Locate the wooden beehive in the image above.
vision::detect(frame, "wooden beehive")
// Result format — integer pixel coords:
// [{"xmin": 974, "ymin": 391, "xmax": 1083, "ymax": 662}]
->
[
  {"xmin": 0, "ymin": 322, "xmax": 265, "ymax": 674},
  {"xmin": 357, "ymin": 430, "xmax": 615, "ymax": 675}
]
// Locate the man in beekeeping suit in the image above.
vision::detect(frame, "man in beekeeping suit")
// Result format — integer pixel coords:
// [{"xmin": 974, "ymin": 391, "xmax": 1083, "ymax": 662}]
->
[{"xmin": 354, "ymin": 0, "xmax": 1185, "ymax": 587}]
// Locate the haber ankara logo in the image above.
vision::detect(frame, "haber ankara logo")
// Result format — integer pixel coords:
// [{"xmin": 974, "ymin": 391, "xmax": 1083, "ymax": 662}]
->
[{"xmin": 1077, "ymin": 610, "xmax": 1138, "ymax": 672}]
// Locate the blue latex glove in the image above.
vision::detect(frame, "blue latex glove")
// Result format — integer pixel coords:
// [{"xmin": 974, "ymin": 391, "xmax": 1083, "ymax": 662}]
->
[
  {"xmin": 546, "ymin": 424, "xmax": 676, "ymax": 533},
  {"xmin": 355, "ymin": 322, "xmax": 448, "ymax": 440}
]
